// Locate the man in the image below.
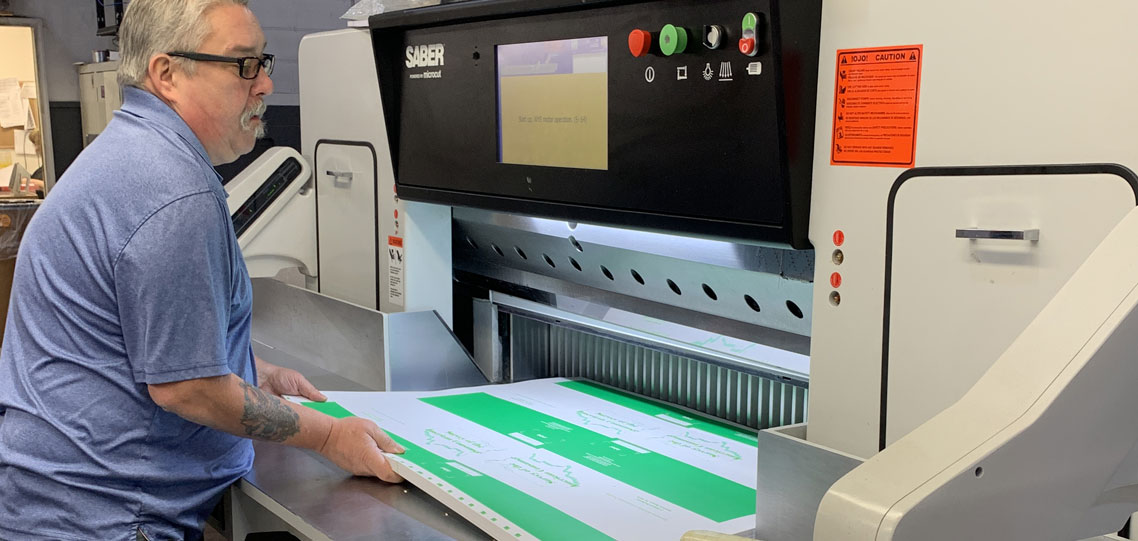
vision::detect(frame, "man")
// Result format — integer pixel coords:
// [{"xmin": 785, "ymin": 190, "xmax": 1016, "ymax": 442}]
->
[{"xmin": 0, "ymin": 1, "xmax": 404, "ymax": 539}]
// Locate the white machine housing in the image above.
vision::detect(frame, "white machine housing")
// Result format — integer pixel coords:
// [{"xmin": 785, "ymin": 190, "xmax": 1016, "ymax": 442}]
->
[
  {"xmin": 298, "ymin": 29, "xmax": 453, "ymax": 323},
  {"xmin": 225, "ymin": 147, "xmax": 316, "ymax": 281},
  {"xmin": 807, "ymin": 0, "xmax": 1138, "ymax": 459},
  {"xmin": 800, "ymin": 0, "xmax": 1138, "ymax": 539},
  {"xmin": 816, "ymin": 206, "xmax": 1138, "ymax": 539}
]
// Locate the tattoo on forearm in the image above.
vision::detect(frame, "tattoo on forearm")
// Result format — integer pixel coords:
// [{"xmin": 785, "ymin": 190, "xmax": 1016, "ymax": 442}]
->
[{"xmin": 239, "ymin": 380, "xmax": 300, "ymax": 442}]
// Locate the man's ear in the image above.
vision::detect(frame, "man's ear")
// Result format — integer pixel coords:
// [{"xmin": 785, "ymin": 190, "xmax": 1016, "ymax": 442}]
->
[{"xmin": 145, "ymin": 53, "xmax": 179, "ymax": 102}]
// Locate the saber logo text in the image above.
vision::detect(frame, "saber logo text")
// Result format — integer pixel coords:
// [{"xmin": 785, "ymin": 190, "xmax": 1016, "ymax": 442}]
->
[{"xmin": 406, "ymin": 44, "xmax": 445, "ymax": 68}]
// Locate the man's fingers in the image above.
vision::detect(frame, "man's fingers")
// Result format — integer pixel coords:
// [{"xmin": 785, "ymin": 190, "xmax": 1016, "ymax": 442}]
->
[
  {"xmin": 297, "ymin": 376, "xmax": 327, "ymax": 402},
  {"xmin": 367, "ymin": 424, "xmax": 406, "ymax": 454},
  {"xmin": 365, "ymin": 450, "xmax": 405, "ymax": 483}
]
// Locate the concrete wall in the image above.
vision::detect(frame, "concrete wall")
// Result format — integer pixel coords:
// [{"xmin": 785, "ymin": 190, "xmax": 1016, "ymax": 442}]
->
[
  {"xmin": 5, "ymin": 2, "xmax": 99, "ymax": 102},
  {"xmin": 8, "ymin": 0, "xmax": 355, "ymax": 106},
  {"xmin": 250, "ymin": 0, "xmax": 356, "ymax": 106}
]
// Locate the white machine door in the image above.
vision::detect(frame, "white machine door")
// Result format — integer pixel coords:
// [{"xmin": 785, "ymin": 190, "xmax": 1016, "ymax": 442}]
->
[
  {"xmin": 883, "ymin": 166, "xmax": 1135, "ymax": 447},
  {"xmin": 315, "ymin": 141, "xmax": 378, "ymax": 309}
]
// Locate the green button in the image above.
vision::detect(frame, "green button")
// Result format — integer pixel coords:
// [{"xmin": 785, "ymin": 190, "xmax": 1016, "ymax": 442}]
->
[
  {"xmin": 659, "ymin": 24, "xmax": 688, "ymax": 56},
  {"xmin": 742, "ymin": 12, "xmax": 758, "ymax": 32}
]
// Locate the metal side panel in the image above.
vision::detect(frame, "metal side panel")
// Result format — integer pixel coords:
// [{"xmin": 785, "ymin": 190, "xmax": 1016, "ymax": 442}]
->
[
  {"xmin": 754, "ymin": 425, "xmax": 864, "ymax": 541},
  {"xmin": 385, "ymin": 310, "xmax": 487, "ymax": 391},
  {"xmin": 251, "ymin": 277, "xmax": 387, "ymax": 391},
  {"xmin": 251, "ymin": 278, "xmax": 485, "ymax": 393},
  {"xmin": 471, "ymin": 298, "xmax": 504, "ymax": 383}
]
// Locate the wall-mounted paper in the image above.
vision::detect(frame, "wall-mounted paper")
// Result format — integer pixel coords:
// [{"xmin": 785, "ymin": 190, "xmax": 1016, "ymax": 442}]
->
[{"xmin": 0, "ymin": 79, "xmax": 25, "ymax": 128}]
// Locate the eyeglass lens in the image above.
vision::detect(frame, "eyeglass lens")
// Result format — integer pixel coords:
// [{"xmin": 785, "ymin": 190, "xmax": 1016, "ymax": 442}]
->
[{"xmin": 241, "ymin": 56, "xmax": 274, "ymax": 79}]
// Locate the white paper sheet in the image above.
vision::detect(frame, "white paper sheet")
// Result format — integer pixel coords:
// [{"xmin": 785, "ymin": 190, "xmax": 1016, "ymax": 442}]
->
[
  {"xmin": 18, "ymin": 81, "xmax": 37, "ymax": 100},
  {"xmin": 297, "ymin": 378, "xmax": 759, "ymax": 541},
  {"xmin": 0, "ymin": 79, "xmax": 25, "ymax": 128},
  {"xmin": 22, "ymin": 104, "xmax": 35, "ymax": 131}
]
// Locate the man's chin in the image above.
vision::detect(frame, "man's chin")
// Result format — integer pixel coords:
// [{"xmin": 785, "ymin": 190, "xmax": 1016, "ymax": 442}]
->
[{"xmin": 255, "ymin": 126, "xmax": 267, "ymax": 139}]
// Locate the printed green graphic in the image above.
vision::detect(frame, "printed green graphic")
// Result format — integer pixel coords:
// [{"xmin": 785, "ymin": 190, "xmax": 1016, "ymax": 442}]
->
[
  {"xmin": 420, "ymin": 393, "xmax": 755, "ymax": 522},
  {"xmin": 302, "ymin": 401, "xmax": 612, "ymax": 540},
  {"xmin": 558, "ymin": 380, "xmax": 759, "ymax": 447}
]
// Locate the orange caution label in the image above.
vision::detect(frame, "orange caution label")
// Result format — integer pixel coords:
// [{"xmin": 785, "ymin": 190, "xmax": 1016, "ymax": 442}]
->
[
  {"xmin": 388, "ymin": 235, "xmax": 403, "ymax": 248},
  {"xmin": 830, "ymin": 45, "xmax": 923, "ymax": 167}
]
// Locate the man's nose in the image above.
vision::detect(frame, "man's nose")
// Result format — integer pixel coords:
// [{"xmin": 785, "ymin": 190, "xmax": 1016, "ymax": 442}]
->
[{"xmin": 253, "ymin": 68, "xmax": 273, "ymax": 97}]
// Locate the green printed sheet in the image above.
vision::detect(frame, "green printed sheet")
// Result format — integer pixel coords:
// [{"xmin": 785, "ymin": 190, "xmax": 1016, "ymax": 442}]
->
[{"xmin": 303, "ymin": 377, "xmax": 758, "ymax": 541}]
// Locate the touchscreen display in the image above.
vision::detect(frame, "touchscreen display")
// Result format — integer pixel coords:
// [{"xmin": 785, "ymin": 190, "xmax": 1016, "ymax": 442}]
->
[{"xmin": 497, "ymin": 37, "xmax": 608, "ymax": 170}]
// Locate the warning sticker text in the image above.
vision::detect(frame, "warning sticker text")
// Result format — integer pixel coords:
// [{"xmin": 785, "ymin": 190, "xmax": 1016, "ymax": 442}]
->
[{"xmin": 831, "ymin": 45, "xmax": 923, "ymax": 167}]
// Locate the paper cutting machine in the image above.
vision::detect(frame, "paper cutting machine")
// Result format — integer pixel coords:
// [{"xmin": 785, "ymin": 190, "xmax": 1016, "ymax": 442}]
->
[{"xmin": 221, "ymin": 0, "xmax": 1138, "ymax": 539}]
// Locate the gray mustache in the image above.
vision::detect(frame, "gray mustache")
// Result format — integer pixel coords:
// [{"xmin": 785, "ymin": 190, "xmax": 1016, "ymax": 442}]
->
[{"xmin": 240, "ymin": 101, "xmax": 268, "ymax": 137}]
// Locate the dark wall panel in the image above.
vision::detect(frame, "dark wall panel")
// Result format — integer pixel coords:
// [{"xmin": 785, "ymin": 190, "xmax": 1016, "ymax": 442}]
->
[
  {"xmin": 48, "ymin": 102, "xmax": 301, "ymax": 186},
  {"xmin": 48, "ymin": 101, "xmax": 83, "ymax": 179}
]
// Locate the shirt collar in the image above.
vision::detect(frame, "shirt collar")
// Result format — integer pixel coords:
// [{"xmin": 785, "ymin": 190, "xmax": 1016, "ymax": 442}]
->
[{"xmin": 120, "ymin": 86, "xmax": 224, "ymax": 188}]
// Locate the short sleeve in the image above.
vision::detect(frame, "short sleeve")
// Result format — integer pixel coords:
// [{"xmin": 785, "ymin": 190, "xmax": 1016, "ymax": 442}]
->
[{"xmin": 115, "ymin": 192, "xmax": 236, "ymax": 384}]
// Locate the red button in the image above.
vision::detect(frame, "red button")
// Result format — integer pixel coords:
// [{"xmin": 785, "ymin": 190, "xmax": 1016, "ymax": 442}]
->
[
  {"xmin": 629, "ymin": 29, "xmax": 652, "ymax": 57},
  {"xmin": 830, "ymin": 272, "xmax": 842, "ymax": 288},
  {"xmin": 738, "ymin": 37, "xmax": 755, "ymax": 56},
  {"xmin": 833, "ymin": 229, "xmax": 845, "ymax": 246}
]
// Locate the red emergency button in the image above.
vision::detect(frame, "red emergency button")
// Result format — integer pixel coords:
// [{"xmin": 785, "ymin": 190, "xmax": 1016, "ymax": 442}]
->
[
  {"xmin": 830, "ymin": 272, "xmax": 842, "ymax": 288},
  {"xmin": 629, "ymin": 29, "xmax": 652, "ymax": 57},
  {"xmin": 738, "ymin": 37, "xmax": 756, "ymax": 56},
  {"xmin": 833, "ymin": 229, "xmax": 845, "ymax": 246}
]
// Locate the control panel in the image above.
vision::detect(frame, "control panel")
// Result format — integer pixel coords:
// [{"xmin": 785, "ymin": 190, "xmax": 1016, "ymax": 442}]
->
[{"xmin": 370, "ymin": 0, "xmax": 822, "ymax": 247}]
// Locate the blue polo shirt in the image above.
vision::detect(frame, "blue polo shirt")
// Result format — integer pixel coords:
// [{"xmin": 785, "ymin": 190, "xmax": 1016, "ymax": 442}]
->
[{"xmin": 0, "ymin": 86, "xmax": 257, "ymax": 541}]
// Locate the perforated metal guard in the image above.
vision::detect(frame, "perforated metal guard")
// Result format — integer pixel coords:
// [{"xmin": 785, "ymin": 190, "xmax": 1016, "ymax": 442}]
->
[
  {"xmin": 454, "ymin": 208, "xmax": 814, "ymax": 339},
  {"xmin": 509, "ymin": 315, "xmax": 808, "ymax": 430}
]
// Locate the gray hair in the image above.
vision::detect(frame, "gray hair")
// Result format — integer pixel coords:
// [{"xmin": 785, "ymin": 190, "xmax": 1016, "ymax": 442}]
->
[{"xmin": 117, "ymin": 0, "xmax": 249, "ymax": 88}]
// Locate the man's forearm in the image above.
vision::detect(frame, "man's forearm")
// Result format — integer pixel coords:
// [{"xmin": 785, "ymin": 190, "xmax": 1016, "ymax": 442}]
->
[
  {"xmin": 149, "ymin": 374, "xmax": 333, "ymax": 450},
  {"xmin": 238, "ymin": 378, "xmax": 302, "ymax": 441}
]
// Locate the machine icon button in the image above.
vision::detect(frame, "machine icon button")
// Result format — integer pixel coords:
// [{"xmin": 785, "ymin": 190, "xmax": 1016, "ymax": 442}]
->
[
  {"xmin": 644, "ymin": 66, "xmax": 656, "ymax": 83},
  {"xmin": 702, "ymin": 63, "xmax": 714, "ymax": 80},
  {"xmin": 677, "ymin": 66, "xmax": 688, "ymax": 80},
  {"xmin": 738, "ymin": 37, "xmax": 756, "ymax": 56},
  {"xmin": 703, "ymin": 25, "xmax": 725, "ymax": 49},
  {"xmin": 659, "ymin": 24, "xmax": 688, "ymax": 56},
  {"xmin": 628, "ymin": 29, "xmax": 652, "ymax": 57},
  {"xmin": 719, "ymin": 61, "xmax": 733, "ymax": 80}
]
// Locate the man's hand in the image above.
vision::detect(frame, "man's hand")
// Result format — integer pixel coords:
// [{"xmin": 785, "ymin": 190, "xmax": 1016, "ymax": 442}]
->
[
  {"xmin": 319, "ymin": 417, "xmax": 406, "ymax": 483},
  {"xmin": 256, "ymin": 356, "xmax": 326, "ymax": 402}
]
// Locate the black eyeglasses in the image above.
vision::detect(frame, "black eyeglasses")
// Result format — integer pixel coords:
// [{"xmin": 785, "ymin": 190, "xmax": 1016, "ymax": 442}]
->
[{"xmin": 166, "ymin": 51, "xmax": 275, "ymax": 80}]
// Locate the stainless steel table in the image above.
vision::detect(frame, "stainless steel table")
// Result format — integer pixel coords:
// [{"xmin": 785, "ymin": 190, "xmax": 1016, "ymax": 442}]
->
[
  {"xmin": 221, "ymin": 281, "xmax": 492, "ymax": 541},
  {"xmin": 223, "ymin": 343, "xmax": 488, "ymax": 540},
  {"xmin": 227, "ymin": 441, "xmax": 488, "ymax": 540}
]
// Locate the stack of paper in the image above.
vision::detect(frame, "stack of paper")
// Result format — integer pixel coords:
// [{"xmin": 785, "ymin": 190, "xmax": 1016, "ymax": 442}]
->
[{"xmin": 301, "ymin": 378, "xmax": 758, "ymax": 541}]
